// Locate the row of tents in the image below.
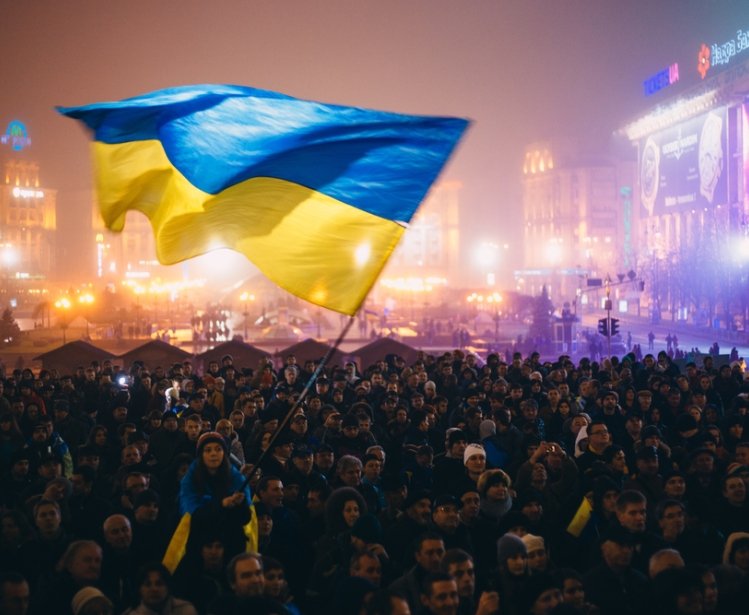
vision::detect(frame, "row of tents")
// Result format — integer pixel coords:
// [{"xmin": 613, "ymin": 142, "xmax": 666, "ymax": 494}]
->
[{"xmin": 31, "ymin": 337, "xmax": 425, "ymax": 375}]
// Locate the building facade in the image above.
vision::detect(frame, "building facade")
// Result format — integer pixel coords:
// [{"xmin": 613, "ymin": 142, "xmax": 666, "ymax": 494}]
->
[
  {"xmin": 518, "ymin": 139, "xmax": 635, "ymax": 308},
  {"xmin": 0, "ymin": 122, "xmax": 57, "ymax": 309},
  {"xmin": 624, "ymin": 36, "xmax": 749, "ymax": 330}
]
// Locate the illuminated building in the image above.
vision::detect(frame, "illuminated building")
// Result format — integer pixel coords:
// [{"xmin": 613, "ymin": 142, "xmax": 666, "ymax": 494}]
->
[
  {"xmin": 622, "ymin": 27, "xmax": 749, "ymax": 328},
  {"xmin": 0, "ymin": 121, "xmax": 57, "ymax": 308},
  {"xmin": 518, "ymin": 139, "xmax": 634, "ymax": 304},
  {"xmin": 375, "ymin": 180, "xmax": 461, "ymax": 305},
  {"xmin": 91, "ymin": 207, "xmax": 161, "ymax": 281}
]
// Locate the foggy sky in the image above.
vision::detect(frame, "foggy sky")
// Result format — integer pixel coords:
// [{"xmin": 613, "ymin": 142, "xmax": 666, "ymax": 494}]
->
[{"xmin": 1, "ymin": 0, "xmax": 744, "ymax": 285}]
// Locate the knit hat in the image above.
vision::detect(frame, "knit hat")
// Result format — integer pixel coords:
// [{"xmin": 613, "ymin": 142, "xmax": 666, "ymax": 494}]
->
[
  {"xmin": 71, "ymin": 587, "xmax": 112, "ymax": 615},
  {"xmin": 196, "ymin": 431, "xmax": 228, "ymax": 456},
  {"xmin": 518, "ymin": 572, "xmax": 558, "ymax": 614},
  {"xmin": 404, "ymin": 488, "xmax": 432, "ymax": 510},
  {"xmin": 464, "ymin": 443, "xmax": 486, "ymax": 466},
  {"xmin": 134, "ymin": 488, "xmax": 161, "ymax": 509},
  {"xmin": 162, "ymin": 410, "xmax": 178, "ymax": 422},
  {"xmin": 351, "ymin": 513, "xmax": 383, "ymax": 544},
  {"xmin": 521, "ymin": 533, "xmax": 545, "ymax": 553},
  {"xmin": 497, "ymin": 532, "xmax": 527, "ymax": 565},
  {"xmin": 446, "ymin": 428, "xmax": 467, "ymax": 447},
  {"xmin": 342, "ymin": 413, "xmax": 360, "ymax": 428}
]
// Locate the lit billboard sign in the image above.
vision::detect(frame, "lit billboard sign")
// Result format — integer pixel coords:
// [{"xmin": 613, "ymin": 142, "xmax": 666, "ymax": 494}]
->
[
  {"xmin": 642, "ymin": 24, "xmax": 749, "ymax": 94},
  {"xmin": 1, "ymin": 121, "xmax": 31, "ymax": 151},
  {"xmin": 698, "ymin": 28, "xmax": 749, "ymax": 79},
  {"xmin": 640, "ymin": 108, "xmax": 727, "ymax": 216},
  {"xmin": 643, "ymin": 63, "xmax": 679, "ymax": 96}
]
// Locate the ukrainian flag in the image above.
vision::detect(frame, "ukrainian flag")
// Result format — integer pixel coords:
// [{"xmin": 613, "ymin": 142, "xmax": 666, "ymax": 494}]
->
[{"xmin": 58, "ymin": 85, "xmax": 468, "ymax": 315}]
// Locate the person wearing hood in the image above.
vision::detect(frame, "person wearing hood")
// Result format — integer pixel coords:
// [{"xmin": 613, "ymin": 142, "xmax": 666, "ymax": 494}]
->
[
  {"xmin": 491, "ymin": 533, "xmax": 529, "ymax": 615},
  {"xmin": 177, "ymin": 431, "xmax": 253, "ymax": 564},
  {"xmin": 478, "ymin": 469, "xmax": 514, "ymax": 523}
]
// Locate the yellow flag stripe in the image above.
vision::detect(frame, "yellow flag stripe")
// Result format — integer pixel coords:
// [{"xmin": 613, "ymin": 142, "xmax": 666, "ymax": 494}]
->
[{"xmin": 93, "ymin": 140, "xmax": 405, "ymax": 315}]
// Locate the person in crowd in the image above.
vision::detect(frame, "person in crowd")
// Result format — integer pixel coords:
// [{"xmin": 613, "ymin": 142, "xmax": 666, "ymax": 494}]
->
[
  {"xmin": 5, "ymin": 347, "xmax": 749, "ymax": 615},
  {"xmin": 122, "ymin": 563, "xmax": 198, "ymax": 615},
  {"xmin": 178, "ymin": 431, "xmax": 252, "ymax": 563}
]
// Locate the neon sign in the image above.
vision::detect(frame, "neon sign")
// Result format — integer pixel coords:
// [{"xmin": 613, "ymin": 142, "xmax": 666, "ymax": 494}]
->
[
  {"xmin": 1, "ymin": 121, "xmax": 31, "ymax": 151},
  {"xmin": 698, "ymin": 27, "xmax": 749, "ymax": 79},
  {"xmin": 644, "ymin": 63, "xmax": 679, "ymax": 96},
  {"xmin": 12, "ymin": 187, "xmax": 44, "ymax": 199}
]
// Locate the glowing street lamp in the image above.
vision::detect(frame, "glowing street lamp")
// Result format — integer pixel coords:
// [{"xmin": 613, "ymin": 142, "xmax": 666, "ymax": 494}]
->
[
  {"xmin": 78, "ymin": 293, "xmax": 95, "ymax": 338},
  {"xmin": 54, "ymin": 297, "xmax": 72, "ymax": 344}
]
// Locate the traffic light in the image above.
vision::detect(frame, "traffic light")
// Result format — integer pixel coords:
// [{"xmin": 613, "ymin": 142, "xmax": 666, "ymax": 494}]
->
[
  {"xmin": 597, "ymin": 318, "xmax": 608, "ymax": 336},
  {"xmin": 610, "ymin": 318, "xmax": 620, "ymax": 337}
]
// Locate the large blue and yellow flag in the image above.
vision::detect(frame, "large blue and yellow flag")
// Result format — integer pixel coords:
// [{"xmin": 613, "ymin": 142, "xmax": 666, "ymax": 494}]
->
[{"xmin": 58, "ymin": 85, "xmax": 468, "ymax": 315}]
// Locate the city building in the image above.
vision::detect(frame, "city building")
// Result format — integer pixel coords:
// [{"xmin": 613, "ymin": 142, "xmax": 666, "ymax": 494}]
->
[
  {"xmin": 518, "ymin": 138, "xmax": 635, "ymax": 308},
  {"xmin": 0, "ymin": 120, "xmax": 57, "ymax": 309},
  {"xmin": 373, "ymin": 180, "xmax": 462, "ymax": 310},
  {"xmin": 623, "ymin": 28, "xmax": 749, "ymax": 330}
]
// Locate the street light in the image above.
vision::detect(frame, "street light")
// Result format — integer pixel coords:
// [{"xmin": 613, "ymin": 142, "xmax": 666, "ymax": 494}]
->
[
  {"xmin": 78, "ymin": 293, "xmax": 95, "ymax": 338},
  {"xmin": 239, "ymin": 292, "xmax": 255, "ymax": 340},
  {"xmin": 54, "ymin": 297, "xmax": 72, "ymax": 344}
]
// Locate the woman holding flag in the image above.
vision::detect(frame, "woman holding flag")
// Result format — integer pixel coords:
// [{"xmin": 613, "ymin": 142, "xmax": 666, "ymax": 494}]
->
[{"xmin": 169, "ymin": 432, "xmax": 254, "ymax": 570}]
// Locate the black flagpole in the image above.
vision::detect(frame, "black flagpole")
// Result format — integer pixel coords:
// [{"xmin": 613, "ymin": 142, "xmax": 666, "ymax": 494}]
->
[{"xmin": 238, "ymin": 313, "xmax": 357, "ymax": 490}]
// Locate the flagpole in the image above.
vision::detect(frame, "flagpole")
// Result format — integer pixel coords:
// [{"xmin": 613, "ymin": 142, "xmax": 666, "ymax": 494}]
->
[{"xmin": 238, "ymin": 312, "xmax": 357, "ymax": 490}]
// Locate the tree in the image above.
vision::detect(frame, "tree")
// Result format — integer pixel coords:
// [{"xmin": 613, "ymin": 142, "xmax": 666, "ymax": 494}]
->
[
  {"xmin": 0, "ymin": 308, "xmax": 21, "ymax": 347},
  {"xmin": 528, "ymin": 285, "xmax": 554, "ymax": 343}
]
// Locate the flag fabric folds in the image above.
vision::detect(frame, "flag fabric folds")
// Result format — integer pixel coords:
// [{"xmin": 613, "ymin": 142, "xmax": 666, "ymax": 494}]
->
[
  {"xmin": 162, "ymin": 508, "xmax": 259, "ymax": 573},
  {"xmin": 58, "ymin": 85, "xmax": 469, "ymax": 315}
]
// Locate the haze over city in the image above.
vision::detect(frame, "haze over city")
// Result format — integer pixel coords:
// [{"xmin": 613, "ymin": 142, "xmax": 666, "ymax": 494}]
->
[{"xmin": 2, "ymin": 0, "xmax": 749, "ymax": 357}]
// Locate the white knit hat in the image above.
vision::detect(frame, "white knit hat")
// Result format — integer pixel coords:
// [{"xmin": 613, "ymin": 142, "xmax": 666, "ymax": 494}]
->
[
  {"xmin": 71, "ymin": 587, "xmax": 111, "ymax": 615},
  {"xmin": 464, "ymin": 443, "xmax": 486, "ymax": 466},
  {"xmin": 521, "ymin": 533, "xmax": 545, "ymax": 553}
]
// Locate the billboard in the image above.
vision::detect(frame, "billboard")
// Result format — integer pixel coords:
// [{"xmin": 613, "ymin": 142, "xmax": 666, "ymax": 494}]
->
[{"xmin": 640, "ymin": 108, "xmax": 727, "ymax": 216}]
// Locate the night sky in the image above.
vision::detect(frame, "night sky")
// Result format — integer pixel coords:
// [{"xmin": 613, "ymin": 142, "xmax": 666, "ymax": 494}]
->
[{"xmin": 1, "ymin": 0, "xmax": 745, "ymax": 286}]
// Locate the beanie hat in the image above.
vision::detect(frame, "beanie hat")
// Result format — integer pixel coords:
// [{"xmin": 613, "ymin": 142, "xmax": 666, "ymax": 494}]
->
[
  {"xmin": 342, "ymin": 413, "xmax": 360, "ymax": 428},
  {"xmin": 404, "ymin": 488, "xmax": 432, "ymax": 510},
  {"xmin": 464, "ymin": 443, "xmax": 486, "ymax": 466},
  {"xmin": 521, "ymin": 533, "xmax": 545, "ymax": 553},
  {"xmin": 71, "ymin": 587, "xmax": 112, "ymax": 615},
  {"xmin": 497, "ymin": 532, "xmax": 527, "ymax": 565},
  {"xmin": 196, "ymin": 431, "xmax": 228, "ymax": 456},
  {"xmin": 351, "ymin": 513, "xmax": 383, "ymax": 544},
  {"xmin": 518, "ymin": 572, "xmax": 558, "ymax": 614},
  {"xmin": 446, "ymin": 428, "xmax": 467, "ymax": 447},
  {"xmin": 134, "ymin": 488, "xmax": 161, "ymax": 509},
  {"xmin": 518, "ymin": 488, "xmax": 544, "ymax": 508}
]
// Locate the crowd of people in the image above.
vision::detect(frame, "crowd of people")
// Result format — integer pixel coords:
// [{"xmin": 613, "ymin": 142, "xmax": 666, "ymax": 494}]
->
[{"xmin": 0, "ymin": 347, "xmax": 748, "ymax": 615}]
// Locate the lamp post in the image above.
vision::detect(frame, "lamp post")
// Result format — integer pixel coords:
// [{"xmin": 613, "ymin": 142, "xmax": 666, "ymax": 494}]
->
[
  {"xmin": 78, "ymin": 293, "xmax": 95, "ymax": 338},
  {"xmin": 54, "ymin": 297, "xmax": 72, "ymax": 344}
]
